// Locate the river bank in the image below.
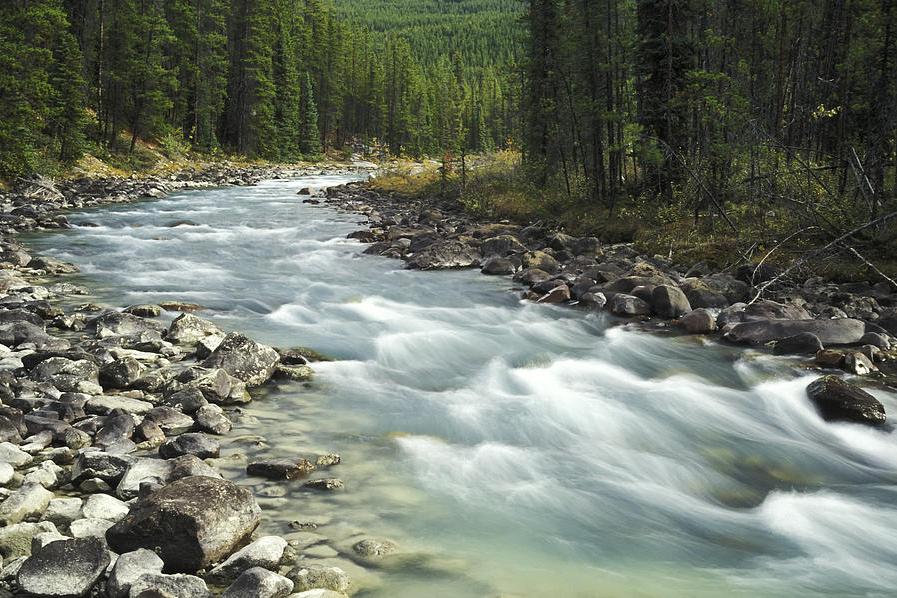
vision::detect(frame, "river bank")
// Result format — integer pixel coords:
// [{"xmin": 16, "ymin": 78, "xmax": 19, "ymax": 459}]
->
[{"xmin": 0, "ymin": 167, "xmax": 377, "ymax": 597}]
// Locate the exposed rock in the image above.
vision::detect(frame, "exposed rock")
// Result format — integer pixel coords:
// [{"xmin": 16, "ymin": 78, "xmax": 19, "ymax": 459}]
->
[
  {"xmin": 72, "ymin": 451, "xmax": 133, "ymax": 484},
  {"xmin": 81, "ymin": 493, "xmax": 130, "ymax": 522},
  {"xmin": 679, "ymin": 309, "xmax": 717, "ymax": 334},
  {"xmin": 124, "ymin": 305, "xmax": 162, "ymax": 318},
  {"xmin": 221, "ymin": 567, "xmax": 293, "ymax": 598},
  {"xmin": 724, "ymin": 318, "xmax": 866, "ymax": 346},
  {"xmin": 287, "ymin": 564, "xmax": 351, "ymax": 593},
  {"xmin": 166, "ymin": 314, "xmax": 222, "ymax": 345},
  {"xmin": 201, "ymin": 332, "xmax": 280, "ymax": 386},
  {"xmin": 86, "ymin": 395, "xmax": 154, "ymax": 416},
  {"xmin": 773, "ymin": 333, "xmax": 825, "ymax": 356},
  {"xmin": 0, "ymin": 442, "xmax": 33, "ymax": 467},
  {"xmin": 315, "ymin": 454, "xmax": 341, "ymax": 468},
  {"xmin": 128, "ymin": 573, "xmax": 211, "ymax": 598},
  {"xmin": 536, "ymin": 284, "xmax": 570, "ymax": 304},
  {"xmin": 100, "ymin": 357, "xmax": 145, "ymax": 389},
  {"xmin": 247, "ymin": 459, "xmax": 315, "ymax": 480},
  {"xmin": 144, "ymin": 406, "xmax": 195, "ymax": 435},
  {"xmin": 273, "ymin": 364, "xmax": 314, "ymax": 382},
  {"xmin": 16, "ymin": 537, "xmax": 110, "ymax": 597},
  {"xmin": 303, "ymin": 478, "xmax": 343, "ymax": 491},
  {"xmin": 651, "ymin": 285, "xmax": 692, "ymax": 318},
  {"xmin": 106, "ymin": 476, "xmax": 261, "ymax": 572},
  {"xmin": 860, "ymin": 332, "xmax": 891, "ymax": 350},
  {"xmin": 70, "ymin": 517, "xmax": 114, "ymax": 539},
  {"xmin": 806, "ymin": 375, "xmax": 886, "ymax": 426},
  {"xmin": 107, "ymin": 549, "xmax": 165, "ymax": 598},
  {"xmin": 0, "ymin": 521, "xmax": 59, "ymax": 559},
  {"xmin": 481, "ymin": 257, "xmax": 515, "ymax": 275},
  {"xmin": 579, "ymin": 292, "xmax": 607, "ymax": 310},
  {"xmin": 0, "ymin": 483, "xmax": 53, "ymax": 524},
  {"xmin": 41, "ymin": 497, "xmax": 82, "ymax": 530},
  {"xmin": 194, "ymin": 404, "xmax": 232, "ymax": 435},
  {"xmin": 91, "ymin": 312, "xmax": 164, "ymax": 339},
  {"xmin": 815, "ymin": 349, "xmax": 846, "ymax": 368},
  {"xmin": 521, "ymin": 251, "xmax": 560, "ymax": 274},
  {"xmin": 843, "ymin": 351, "xmax": 878, "ymax": 375},
  {"xmin": 480, "ymin": 235, "xmax": 527, "ymax": 257},
  {"xmin": 208, "ymin": 536, "xmax": 287, "ymax": 581},
  {"xmin": 408, "ymin": 240, "xmax": 480, "ymax": 270},
  {"xmin": 158, "ymin": 433, "xmax": 220, "ymax": 459},
  {"xmin": 610, "ymin": 294, "xmax": 651, "ymax": 317}
]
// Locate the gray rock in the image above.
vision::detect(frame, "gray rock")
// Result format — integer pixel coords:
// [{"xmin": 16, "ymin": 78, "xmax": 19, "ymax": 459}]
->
[
  {"xmin": 41, "ymin": 497, "xmax": 82, "ymax": 530},
  {"xmin": 610, "ymin": 294, "xmax": 651, "ymax": 317},
  {"xmin": 288, "ymin": 591, "xmax": 348, "ymax": 598},
  {"xmin": 481, "ymin": 257, "xmax": 515, "ymax": 275},
  {"xmin": 0, "ymin": 322, "xmax": 69, "ymax": 351},
  {"xmin": 95, "ymin": 414, "xmax": 136, "ymax": 449},
  {"xmin": 806, "ymin": 375, "xmax": 886, "ymax": 426},
  {"xmin": 144, "ymin": 406, "xmax": 194, "ymax": 435},
  {"xmin": 70, "ymin": 517, "xmax": 114, "ymax": 539},
  {"xmin": 72, "ymin": 451, "xmax": 133, "ymax": 484},
  {"xmin": 0, "ymin": 462, "xmax": 14, "ymax": 485},
  {"xmin": 352, "ymin": 537, "xmax": 398, "ymax": 559},
  {"xmin": 100, "ymin": 358, "xmax": 145, "ymax": 389},
  {"xmin": 222, "ymin": 567, "xmax": 293, "ymax": 598},
  {"xmin": 0, "ymin": 521, "xmax": 58, "ymax": 559},
  {"xmin": 303, "ymin": 478, "xmax": 343, "ymax": 491},
  {"xmin": 725, "ymin": 318, "xmax": 866, "ymax": 346},
  {"xmin": 0, "ymin": 482, "xmax": 53, "ymax": 524},
  {"xmin": 128, "ymin": 573, "xmax": 211, "ymax": 598},
  {"xmin": 521, "ymin": 251, "xmax": 560, "ymax": 274},
  {"xmin": 578, "ymin": 292, "xmax": 607, "ymax": 310},
  {"xmin": 536, "ymin": 284, "xmax": 571, "ymax": 304},
  {"xmin": 287, "ymin": 564, "xmax": 350, "ymax": 593},
  {"xmin": 106, "ymin": 476, "xmax": 261, "ymax": 572},
  {"xmin": 0, "ymin": 442, "xmax": 32, "ymax": 467},
  {"xmin": 208, "ymin": 536, "xmax": 287, "ymax": 581},
  {"xmin": 273, "ymin": 364, "xmax": 314, "ymax": 382},
  {"xmin": 81, "ymin": 493, "xmax": 129, "ymax": 522},
  {"xmin": 201, "ymin": 333, "xmax": 280, "ymax": 387},
  {"xmin": 166, "ymin": 314, "xmax": 222, "ymax": 346},
  {"xmin": 17, "ymin": 537, "xmax": 110, "ymax": 597},
  {"xmin": 859, "ymin": 332, "xmax": 891, "ymax": 350},
  {"xmin": 480, "ymin": 235, "xmax": 527, "ymax": 257},
  {"xmin": 194, "ymin": 404, "xmax": 231, "ymax": 435},
  {"xmin": 651, "ymin": 285, "xmax": 692, "ymax": 318},
  {"xmin": 843, "ymin": 351, "xmax": 878, "ymax": 375},
  {"xmin": 171, "ymin": 369, "xmax": 248, "ymax": 405},
  {"xmin": 86, "ymin": 395, "xmax": 154, "ymax": 416},
  {"xmin": 124, "ymin": 305, "xmax": 162, "ymax": 318},
  {"xmin": 247, "ymin": 459, "xmax": 315, "ymax": 481},
  {"xmin": 107, "ymin": 549, "xmax": 165, "ymax": 598},
  {"xmin": 158, "ymin": 433, "xmax": 220, "ymax": 460},
  {"xmin": 408, "ymin": 240, "xmax": 480, "ymax": 270},
  {"xmin": 30, "ymin": 357, "xmax": 101, "ymax": 394},
  {"xmin": 91, "ymin": 312, "xmax": 164, "ymax": 340},
  {"xmin": 679, "ymin": 309, "xmax": 717, "ymax": 334},
  {"xmin": 773, "ymin": 332, "xmax": 825, "ymax": 355},
  {"xmin": 115, "ymin": 458, "xmax": 173, "ymax": 500}
]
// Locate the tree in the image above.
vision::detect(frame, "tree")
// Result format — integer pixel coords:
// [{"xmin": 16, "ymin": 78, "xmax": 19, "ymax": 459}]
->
[{"xmin": 300, "ymin": 72, "xmax": 322, "ymax": 157}]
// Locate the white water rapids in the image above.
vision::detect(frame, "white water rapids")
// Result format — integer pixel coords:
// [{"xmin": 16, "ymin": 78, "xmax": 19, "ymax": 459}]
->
[{"xmin": 27, "ymin": 175, "xmax": 897, "ymax": 597}]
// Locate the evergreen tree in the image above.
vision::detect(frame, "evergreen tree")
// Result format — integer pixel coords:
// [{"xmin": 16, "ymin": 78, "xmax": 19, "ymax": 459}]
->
[{"xmin": 300, "ymin": 72, "xmax": 322, "ymax": 157}]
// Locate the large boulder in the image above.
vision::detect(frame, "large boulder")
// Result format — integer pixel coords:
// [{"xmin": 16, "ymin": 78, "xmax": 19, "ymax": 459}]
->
[
  {"xmin": 773, "ymin": 333, "xmax": 824, "ymax": 355},
  {"xmin": 610, "ymin": 294, "xmax": 651, "ymax": 317},
  {"xmin": 806, "ymin": 376, "xmax": 886, "ymax": 426},
  {"xmin": 16, "ymin": 537, "xmax": 110, "ymax": 597},
  {"xmin": 408, "ymin": 240, "xmax": 480, "ymax": 270},
  {"xmin": 128, "ymin": 573, "xmax": 211, "ymax": 598},
  {"xmin": 521, "ymin": 251, "xmax": 560, "ymax": 274},
  {"xmin": 90, "ymin": 312, "xmax": 164, "ymax": 339},
  {"xmin": 0, "ymin": 483, "xmax": 53, "ymax": 524},
  {"xmin": 651, "ymin": 285, "xmax": 692, "ymax": 318},
  {"xmin": 106, "ymin": 476, "xmax": 261, "ymax": 572},
  {"xmin": 480, "ymin": 235, "xmax": 527, "ymax": 257},
  {"xmin": 724, "ymin": 318, "xmax": 866, "ymax": 345},
  {"xmin": 201, "ymin": 333, "xmax": 279, "ymax": 386},
  {"xmin": 167, "ymin": 314, "xmax": 223, "ymax": 346}
]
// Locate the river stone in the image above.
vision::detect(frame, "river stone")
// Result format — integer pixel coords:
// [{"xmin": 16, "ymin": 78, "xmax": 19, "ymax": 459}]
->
[
  {"xmin": 107, "ymin": 549, "xmax": 165, "ymax": 598},
  {"xmin": 859, "ymin": 332, "xmax": 891, "ymax": 350},
  {"xmin": 95, "ymin": 414, "xmax": 136, "ymax": 449},
  {"xmin": 610, "ymin": 294, "xmax": 650, "ymax": 317},
  {"xmin": 407, "ymin": 240, "xmax": 480, "ymax": 270},
  {"xmin": 480, "ymin": 235, "xmax": 527, "ymax": 257},
  {"xmin": 70, "ymin": 517, "xmax": 115, "ymax": 539},
  {"xmin": 145, "ymin": 406, "xmax": 195, "ymax": 435},
  {"xmin": 521, "ymin": 251, "xmax": 560, "ymax": 274},
  {"xmin": 537, "ymin": 284, "xmax": 571, "ymax": 304},
  {"xmin": 195, "ymin": 404, "xmax": 232, "ymax": 435},
  {"xmin": 208, "ymin": 536, "xmax": 287, "ymax": 581},
  {"xmin": 166, "ymin": 314, "xmax": 222, "ymax": 345},
  {"xmin": 481, "ymin": 257, "xmax": 515, "ymax": 275},
  {"xmin": 352, "ymin": 537, "xmax": 398, "ymax": 559},
  {"xmin": 290, "ymin": 591, "xmax": 349, "ymax": 598},
  {"xmin": 247, "ymin": 459, "xmax": 315, "ymax": 480},
  {"xmin": 806, "ymin": 375, "xmax": 886, "ymax": 426},
  {"xmin": 651, "ymin": 285, "xmax": 692, "ymax": 318},
  {"xmin": 843, "ymin": 351, "xmax": 877, "ymax": 375},
  {"xmin": 303, "ymin": 478, "xmax": 343, "ymax": 491},
  {"xmin": 0, "ymin": 462, "xmax": 14, "ymax": 485},
  {"xmin": 0, "ymin": 483, "xmax": 53, "ymax": 524},
  {"xmin": 128, "ymin": 573, "xmax": 211, "ymax": 598},
  {"xmin": 579, "ymin": 292, "xmax": 607, "ymax": 310},
  {"xmin": 42, "ymin": 497, "xmax": 82, "ymax": 529},
  {"xmin": 0, "ymin": 442, "xmax": 32, "ymax": 467},
  {"xmin": 100, "ymin": 357, "xmax": 145, "ymax": 389},
  {"xmin": 124, "ymin": 305, "xmax": 162, "ymax": 318},
  {"xmin": 91, "ymin": 312, "xmax": 164, "ymax": 339},
  {"xmin": 81, "ymin": 493, "xmax": 130, "ymax": 522},
  {"xmin": 274, "ymin": 364, "xmax": 314, "ymax": 382},
  {"xmin": 86, "ymin": 395, "xmax": 154, "ymax": 416},
  {"xmin": 202, "ymin": 333, "xmax": 280, "ymax": 386},
  {"xmin": 0, "ymin": 521, "xmax": 58, "ymax": 559},
  {"xmin": 724, "ymin": 318, "xmax": 866, "ymax": 346},
  {"xmin": 30, "ymin": 357, "xmax": 101, "ymax": 394},
  {"xmin": 72, "ymin": 451, "xmax": 133, "ymax": 484},
  {"xmin": 158, "ymin": 433, "xmax": 220, "ymax": 460},
  {"xmin": 115, "ymin": 458, "xmax": 174, "ymax": 500},
  {"xmin": 106, "ymin": 475, "xmax": 261, "ymax": 572},
  {"xmin": 773, "ymin": 332, "xmax": 825, "ymax": 355},
  {"xmin": 222, "ymin": 567, "xmax": 293, "ymax": 598},
  {"xmin": 17, "ymin": 537, "xmax": 110, "ymax": 597},
  {"xmin": 0, "ymin": 322, "xmax": 69, "ymax": 351},
  {"xmin": 287, "ymin": 564, "xmax": 351, "ymax": 593},
  {"xmin": 679, "ymin": 309, "xmax": 717, "ymax": 334}
]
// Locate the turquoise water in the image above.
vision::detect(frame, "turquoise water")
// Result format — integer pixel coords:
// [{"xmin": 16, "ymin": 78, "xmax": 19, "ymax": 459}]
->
[{"xmin": 27, "ymin": 176, "xmax": 897, "ymax": 597}]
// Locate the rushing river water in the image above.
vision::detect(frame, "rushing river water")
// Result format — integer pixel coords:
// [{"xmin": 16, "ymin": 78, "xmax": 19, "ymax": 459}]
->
[{"xmin": 26, "ymin": 175, "xmax": 897, "ymax": 597}]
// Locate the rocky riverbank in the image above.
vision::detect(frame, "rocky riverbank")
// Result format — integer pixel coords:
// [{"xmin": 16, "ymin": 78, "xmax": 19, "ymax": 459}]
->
[
  {"xmin": 0, "ymin": 168, "xmax": 379, "ymax": 597},
  {"xmin": 316, "ymin": 182, "xmax": 896, "ymax": 427}
]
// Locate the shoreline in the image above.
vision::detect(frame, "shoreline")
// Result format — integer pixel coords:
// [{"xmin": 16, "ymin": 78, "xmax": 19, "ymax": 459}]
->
[{"xmin": 0, "ymin": 165, "xmax": 375, "ymax": 597}]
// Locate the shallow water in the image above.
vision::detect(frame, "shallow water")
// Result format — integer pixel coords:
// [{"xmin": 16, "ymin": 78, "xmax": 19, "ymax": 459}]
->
[{"xmin": 27, "ymin": 176, "xmax": 897, "ymax": 597}]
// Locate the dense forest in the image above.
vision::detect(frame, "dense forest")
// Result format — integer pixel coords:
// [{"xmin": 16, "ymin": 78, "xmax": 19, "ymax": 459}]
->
[
  {"xmin": 0, "ymin": 0, "xmax": 519, "ymax": 178},
  {"xmin": 518, "ymin": 0, "xmax": 897, "ymax": 260}
]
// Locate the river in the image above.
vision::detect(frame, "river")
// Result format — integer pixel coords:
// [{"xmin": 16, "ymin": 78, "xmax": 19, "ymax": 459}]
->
[{"xmin": 25, "ymin": 174, "xmax": 897, "ymax": 597}]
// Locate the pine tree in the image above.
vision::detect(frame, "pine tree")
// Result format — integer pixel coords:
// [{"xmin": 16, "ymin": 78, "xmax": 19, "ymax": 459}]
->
[{"xmin": 300, "ymin": 72, "xmax": 322, "ymax": 157}]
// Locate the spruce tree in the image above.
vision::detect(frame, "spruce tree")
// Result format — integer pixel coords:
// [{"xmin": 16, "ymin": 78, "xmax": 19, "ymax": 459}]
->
[{"xmin": 300, "ymin": 72, "xmax": 322, "ymax": 157}]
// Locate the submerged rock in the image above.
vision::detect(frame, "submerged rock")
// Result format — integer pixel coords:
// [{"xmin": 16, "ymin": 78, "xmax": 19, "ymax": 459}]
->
[
  {"xmin": 806, "ymin": 375, "xmax": 886, "ymax": 426},
  {"xmin": 106, "ymin": 475, "xmax": 261, "ymax": 572},
  {"xmin": 247, "ymin": 459, "xmax": 315, "ymax": 480}
]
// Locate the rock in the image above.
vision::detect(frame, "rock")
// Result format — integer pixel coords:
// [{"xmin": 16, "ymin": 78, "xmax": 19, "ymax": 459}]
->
[
  {"xmin": 514, "ymin": 268, "xmax": 552, "ymax": 286},
  {"xmin": 0, "ymin": 322, "xmax": 69, "ymax": 351},
  {"xmin": 579, "ymin": 292, "xmax": 607, "ymax": 310},
  {"xmin": 815, "ymin": 349, "xmax": 845, "ymax": 368},
  {"xmin": 273, "ymin": 364, "xmax": 314, "ymax": 382},
  {"xmin": 115, "ymin": 458, "xmax": 174, "ymax": 500},
  {"xmin": 100, "ymin": 358, "xmax": 145, "ymax": 389},
  {"xmin": 741, "ymin": 300, "xmax": 813, "ymax": 322},
  {"xmin": 0, "ymin": 442, "xmax": 32, "ymax": 467},
  {"xmin": 194, "ymin": 404, "xmax": 232, "ymax": 435},
  {"xmin": 95, "ymin": 414, "xmax": 136, "ymax": 449},
  {"xmin": 289, "ymin": 591, "xmax": 348, "ymax": 598},
  {"xmin": 480, "ymin": 235, "xmax": 527, "ymax": 257},
  {"xmin": 773, "ymin": 333, "xmax": 825, "ymax": 355},
  {"xmin": 72, "ymin": 451, "xmax": 133, "ymax": 484},
  {"xmin": 408, "ymin": 240, "xmax": 480, "ymax": 270},
  {"xmin": 222, "ymin": 567, "xmax": 293, "ymax": 598},
  {"xmin": 124, "ymin": 305, "xmax": 162, "ymax": 318},
  {"xmin": 158, "ymin": 433, "xmax": 220, "ymax": 460},
  {"xmin": 481, "ymin": 257, "xmax": 515, "ymax": 275},
  {"xmin": 158, "ymin": 301, "xmax": 204, "ymax": 313},
  {"xmin": 536, "ymin": 284, "xmax": 570, "ymax": 304},
  {"xmin": 610, "ymin": 294, "xmax": 651, "ymax": 317},
  {"xmin": 30, "ymin": 357, "xmax": 101, "ymax": 394},
  {"xmin": 202, "ymin": 333, "xmax": 280, "ymax": 386},
  {"xmin": 724, "ymin": 318, "xmax": 866, "ymax": 346},
  {"xmin": 352, "ymin": 538, "xmax": 398, "ymax": 559},
  {"xmin": 0, "ymin": 462, "xmax": 14, "ymax": 485},
  {"xmin": 29, "ymin": 256, "xmax": 79, "ymax": 275},
  {"xmin": 107, "ymin": 549, "xmax": 165, "ymax": 598},
  {"xmin": 41, "ymin": 497, "xmax": 82, "ymax": 530},
  {"xmin": 521, "ymin": 251, "xmax": 560, "ymax": 274},
  {"xmin": 166, "ymin": 314, "xmax": 222, "ymax": 345},
  {"xmin": 247, "ymin": 459, "xmax": 315, "ymax": 480},
  {"xmin": 0, "ymin": 483, "xmax": 53, "ymax": 525},
  {"xmin": 16, "ymin": 537, "xmax": 110, "ymax": 597},
  {"xmin": 859, "ymin": 332, "xmax": 891, "ymax": 350},
  {"xmin": 679, "ymin": 309, "xmax": 717, "ymax": 334},
  {"xmin": 843, "ymin": 351, "xmax": 878, "ymax": 375},
  {"xmin": 0, "ymin": 521, "xmax": 58, "ymax": 559},
  {"xmin": 651, "ymin": 285, "xmax": 692, "ymax": 318},
  {"xmin": 303, "ymin": 478, "xmax": 343, "ymax": 491},
  {"xmin": 70, "ymin": 518, "xmax": 115, "ymax": 539},
  {"xmin": 91, "ymin": 312, "xmax": 164, "ymax": 339},
  {"xmin": 86, "ymin": 395, "xmax": 154, "ymax": 416},
  {"xmin": 106, "ymin": 476, "xmax": 261, "ymax": 572},
  {"xmin": 208, "ymin": 536, "xmax": 287, "ymax": 581},
  {"xmin": 287, "ymin": 565, "xmax": 351, "ymax": 593},
  {"xmin": 806, "ymin": 375, "xmax": 886, "ymax": 426},
  {"xmin": 144, "ymin": 406, "xmax": 195, "ymax": 435},
  {"xmin": 81, "ymin": 493, "xmax": 130, "ymax": 522},
  {"xmin": 162, "ymin": 387, "xmax": 208, "ymax": 413},
  {"xmin": 315, "ymin": 454, "xmax": 340, "ymax": 468},
  {"xmin": 128, "ymin": 573, "xmax": 211, "ymax": 598}
]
